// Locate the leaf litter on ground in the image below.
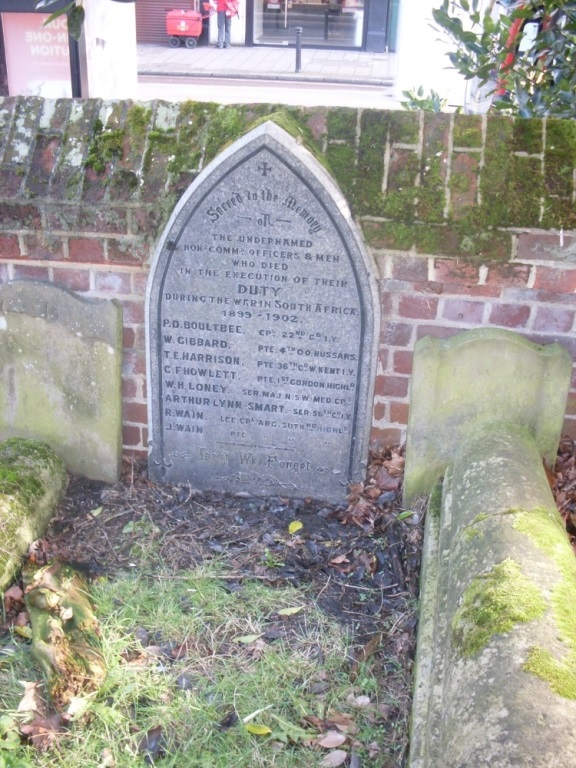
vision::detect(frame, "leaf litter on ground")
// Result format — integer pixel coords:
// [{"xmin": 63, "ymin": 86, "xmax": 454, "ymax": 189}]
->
[{"xmin": 3, "ymin": 439, "xmax": 574, "ymax": 766}]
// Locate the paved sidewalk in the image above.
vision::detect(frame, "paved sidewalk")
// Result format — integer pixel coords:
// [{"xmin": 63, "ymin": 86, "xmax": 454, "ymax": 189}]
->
[{"xmin": 138, "ymin": 43, "xmax": 396, "ymax": 86}]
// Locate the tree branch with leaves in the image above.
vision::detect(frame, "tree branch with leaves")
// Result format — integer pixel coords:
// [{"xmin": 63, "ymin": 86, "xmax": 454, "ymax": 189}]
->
[{"xmin": 432, "ymin": 0, "xmax": 576, "ymax": 118}]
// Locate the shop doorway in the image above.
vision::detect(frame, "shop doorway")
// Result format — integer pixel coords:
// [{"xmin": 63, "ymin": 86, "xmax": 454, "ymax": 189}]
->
[{"xmin": 251, "ymin": 0, "xmax": 364, "ymax": 48}]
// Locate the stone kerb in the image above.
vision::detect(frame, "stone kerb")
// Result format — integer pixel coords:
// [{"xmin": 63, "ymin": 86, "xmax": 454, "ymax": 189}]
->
[
  {"xmin": 0, "ymin": 280, "xmax": 123, "ymax": 483},
  {"xmin": 406, "ymin": 330, "xmax": 576, "ymax": 767}
]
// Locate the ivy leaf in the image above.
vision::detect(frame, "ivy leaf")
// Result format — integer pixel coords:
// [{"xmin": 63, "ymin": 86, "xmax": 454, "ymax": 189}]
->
[{"xmin": 66, "ymin": 5, "xmax": 85, "ymax": 40}]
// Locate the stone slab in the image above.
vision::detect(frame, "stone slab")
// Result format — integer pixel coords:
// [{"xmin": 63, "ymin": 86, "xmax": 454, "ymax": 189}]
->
[
  {"xmin": 147, "ymin": 121, "xmax": 379, "ymax": 502},
  {"xmin": 410, "ymin": 423, "xmax": 576, "ymax": 768},
  {"xmin": 0, "ymin": 280, "xmax": 123, "ymax": 483},
  {"xmin": 403, "ymin": 328, "xmax": 572, "ymax": 504}
]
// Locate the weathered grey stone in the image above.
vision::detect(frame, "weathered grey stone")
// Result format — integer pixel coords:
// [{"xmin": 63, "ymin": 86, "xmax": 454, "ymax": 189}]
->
[
  {"xmin": 147, "ymin": 121, "xmax": 379, "ymax": 502},
  {"xmin": 407, "ymin": 331, "xmax": 576, "ymax": 767},
  {"xmin": 403, "ymin": 328, "xmax": 572, "ymax": 505},
  {"xmin": 0, "ymin": 438, "xmax": 67, "ymax": 592},
  {"xmin": 0, "ymin": 280, "xmax": 123, "ymax": 483},
  {"xmin": 410, "ymin": 423, "xmax": 576, "ymax": 768}
]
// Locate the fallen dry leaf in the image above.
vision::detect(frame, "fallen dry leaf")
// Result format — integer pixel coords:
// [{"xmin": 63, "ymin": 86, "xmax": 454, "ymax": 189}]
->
[
  {"xmin": 317, "ymin": 731, "xmax": 347, "ymax": 749},
  {"xmin": 20, "ymin": 713, "xmax": 66, "ymax": 751},
  {"xmin": 320, "ymin": 749, "xmax": 349, "ymax": 767}
]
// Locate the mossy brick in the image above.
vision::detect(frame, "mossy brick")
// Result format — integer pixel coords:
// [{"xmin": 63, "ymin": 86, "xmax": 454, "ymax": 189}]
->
[
  {"xmin": 0, "ymin": 202, "xmax": 41, "ymax": 230},
  {"xmin": 387, "ymin": 111, "xmax": 420, "ymax": 145},
  {"xmin": 382, "ymin": 188, "xmax": 416, "ymax": 221},
  {"xmin": 46, "ymin": 206, "xmax": 128, "ymax": 234},
  {"xmin": 107, "ymin": 238, "xmax": 148, "ymax": 265},
  {"xmin": 452, "ymin": 114, "xmax": 483, "ymax": 148},
  {"xmin": 417, "ymin": 113, "xmax": 450, "ymax": 222},
  {"xmin": 109, "ymin": 169, "xmax": 140, "ymax": 202},
  {"xmin": 326, "ymin": 107, "xmax": 357, "ymax": 143},
  {"xmin": 325, "ymin": 144, "xmax": 356, "ymax": 203},
  {"xmin": 387, "ymin": 147, "xmax": 420, "ymax": 193},
  {"xmin": 450, "ymin": 152, "xmax": 479, "ymax": 216},
  {"xmin": 25, "ymin": 135, "xmax": 61, "ymax": 198},
  {"xmin": 512, "ymin": 118, "xmax": 543, "ymax": 154},
  {"xmin": 3, "ymin": 96, "xmax": 42, "ymax": 166},
  {"xmin": 41, "ymin": 98, "xmax": 71, "ymax": 132},
  {"xmin": 541, "ymin": 197, "xmax": 576, "ymax": 230},
  {"xmin": 480, "ymin": 115, "xmax": 515, "ymax": 226},
  {"xmin": 22, "ymin": 232, "xmax": 64, "ymax": 261},
  {"xmin": 0, "ymin": 97, "xmax": 17, "ymax": 150},
  {"xmin": 416, "ymin": 223, "xmax": 511, "ymax": 261},
  {"xmin": 0, "ymin": 167, "xmax": 24, "ymax": 197},
  {"xmin": 506, "ymin": 154, "xmax": 544, "ymax": 226},
  {"xmin": 362, "ymin": 219, "xmax": 415, "ymax": 251},
  {"xmin": 544, "ymin": 120, "xmax": 576, "ymax": 199},
  {"xmin": 81, "ymin": 166, "xmax": 109, "ymax": 204},
  {"xmin": 357, "ymin": 110, "xmax": 386, "ymax": 211}
]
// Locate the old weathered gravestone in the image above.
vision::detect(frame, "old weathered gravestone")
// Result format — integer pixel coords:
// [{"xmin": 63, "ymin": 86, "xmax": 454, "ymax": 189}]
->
[
  {"xmin": 147, "ymin": 121, "xmax": 378, "ymax": 501},
  {"xmin": 0, "ymin": 280, "xmax": 123, "ymax": 483}
]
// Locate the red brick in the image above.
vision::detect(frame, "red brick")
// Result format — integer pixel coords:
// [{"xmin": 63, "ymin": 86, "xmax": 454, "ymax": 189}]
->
[
  {"xmin": 442, "ymin": 298, "xmax": 485, "ymax": 323},
  {"xmin": 533, "ymin": 306, "xmax": 575, "ymax": 333},
  {"xmin": 0, "ymin": 234, "xmax": 20, "ymax": 259},
  {"xmin": 390, "ymin": 401, "xmax": 409, "ymax": 424},
  {"xmin": 131, "ymin": 207, "xmax": 164, "ymax": 236},
  {"xmin": 47, "ymin": 207, "xmax": 129, "ymax": 235},
  {"xmin": 82, "ymin": 167, "xmax": 108, "ymax": 204},
  {"xmin": 373, "ymin": 401, "xmax": 386, "ymax": 421},
  {"xmin": 378, "ymin": 348, "xmax": 389, "ymax": 370},
  {"xmin": 382, "ymin": 321, "xmax": 413, "ymax": 346},
  {"xmin": 122, "ymin": 377, "xmax": 139, "ymax": 398},
  {"xmin": 443, "ymin": 283, "xmax": 500, "ymax": 298},
  {"xmin": 517, "ymin": 233, "xmax": 576, "ymax": 262},
  {"xmin": 122, "ymin": 350, "xmax": 146, "ymax": 377},
  {"xmin": 133, "ymin": 271, "xmax": 150, "ymax": 295},
  {"xmin": 533, "ymin": 267, "xmax": 576, "ymax": 293},
  {"xmin": 12, "ymin": 265, "xmax": 50, "ymax": 281},
  {"xmin": 52, "ymin": 269, "xmax": 90, "ymax": 292},
  {"xmin": 107, "ymin": 238, "xmax": 148, "ymax": 265},
  {"xmin": 489, "ymin": 303, "xmax": 531, "ymax": 328},
  {"xmin": 434, "ymin": 258, "xmax": 480, "ymax": 285},
  {"xmin": 121, "ymin": 299, "xmax": 145, "ymax": 325},
  {"xmin": 391, "ymin": 256, "xmax": 429, "ymax": 282},
  {"xmin": 123, "ymin": 401, "xmax": 148, "ymax": 424},
  {"xmin": 123, "ymin": 326, "xmax": 136, "ymax": 348},
  {"xmin": 26, "ymin": 136, "xmax": 60, "ymax": 196},
  {"xmin": 122, "ymin": 424, "xmax": 143, "ymax": 448},
  {"xmin": 416, "ymin": 324, "xmax": 467, "ymax": 340},
  {"xmin": 413, "ymin": 281, "xmax": 444, "ymax": 295},
  {"xmin": 486, "ymin": 263, "xmax": 532, "ymax": 287},
  {"xmin": 398, "ymin": 294, "xmax": 439, "ymax": 320},
  {"xmin": 374, "ymin": 375, "xmax": 409, "ymax": 398},
  {"xmin": 369, "ymin": 426, "xmax": 402, "ymax": 447},
  {"xmin": 561, "ymin": 417, "xmax": 576, "ymax": 439},
  {"xmin": 68, "ymin": 237, "xmax": 105, "ymax": 263},
  {"xmin": 393, "ymin": 350, "xmax": 413, "ymax": 374},
  {"xmin": 94, "ymin": 270, "xmax": 132, "ymax": 294}
]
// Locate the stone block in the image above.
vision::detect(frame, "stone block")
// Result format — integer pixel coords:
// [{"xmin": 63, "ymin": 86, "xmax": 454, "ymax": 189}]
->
[
  {"xmin": 0, "ymin": 280, "xmax": 122, "ymax": 482},
  {"xmin": 403, "ymin": 328, "xmax": 572, "ymax": 504}
]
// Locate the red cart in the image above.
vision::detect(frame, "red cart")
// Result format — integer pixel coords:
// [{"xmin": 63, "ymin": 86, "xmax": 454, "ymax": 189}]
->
[{"xmin": 166, "ymin": 8, "xmax": 207, "ymax": 49}]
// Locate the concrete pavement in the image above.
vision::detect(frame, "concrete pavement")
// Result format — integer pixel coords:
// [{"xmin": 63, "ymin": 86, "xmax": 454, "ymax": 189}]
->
[{"xmin": 138, "ymin": 42, "xmax": 397, "ymax": 86}]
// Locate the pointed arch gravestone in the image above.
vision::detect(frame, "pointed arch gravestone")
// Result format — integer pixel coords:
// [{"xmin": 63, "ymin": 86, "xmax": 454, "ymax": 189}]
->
[{"xmin": 146, "ymin": 122, "xmax": 379, "ymax": 502}]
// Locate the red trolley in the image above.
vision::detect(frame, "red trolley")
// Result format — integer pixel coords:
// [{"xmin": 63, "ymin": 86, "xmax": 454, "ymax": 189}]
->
[{"xmin": 166, "ymin": 9, "xmax": 205, "ymax": 49}]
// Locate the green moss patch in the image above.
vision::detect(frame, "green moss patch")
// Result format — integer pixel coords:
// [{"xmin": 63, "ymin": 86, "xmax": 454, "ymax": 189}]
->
[{"xmin": 452, "ymin": 558, "xmax": 546, "ymax": 658}]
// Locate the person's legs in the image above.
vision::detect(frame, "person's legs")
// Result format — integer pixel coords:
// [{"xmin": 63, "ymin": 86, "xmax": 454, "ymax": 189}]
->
[
  {"xmin": 224, "ymin": 15, "xmax": 231, "ymax": 46},
  {"xmin": 217, "ymin": 11, "xmax": 225, "ymax": 47}
]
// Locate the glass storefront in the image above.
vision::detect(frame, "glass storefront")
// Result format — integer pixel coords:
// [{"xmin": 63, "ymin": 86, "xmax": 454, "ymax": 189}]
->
[{"xmin": 253, "ymin": 0, "xmax": 365, "ymax": 48}]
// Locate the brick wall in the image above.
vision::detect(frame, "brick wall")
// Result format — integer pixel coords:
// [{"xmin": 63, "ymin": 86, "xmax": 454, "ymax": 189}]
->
[{"xmin": 1, "ymin": 96, "xmax": 576, "ymax": 456}]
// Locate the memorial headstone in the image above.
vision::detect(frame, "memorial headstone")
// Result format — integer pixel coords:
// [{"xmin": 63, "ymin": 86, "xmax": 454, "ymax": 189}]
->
[
  {"xmin": 0, "ymin": 280, "xmax": 123, "ymax": 483},
  {"xmin": 147, "ymin": 121, "xmax": 379, "ymax": 501}
]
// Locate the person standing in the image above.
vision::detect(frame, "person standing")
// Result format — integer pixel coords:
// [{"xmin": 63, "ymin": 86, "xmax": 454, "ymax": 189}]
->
[{"xmin": 216, "ymin": 0, "xmax": 238, "ymax": 48}]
